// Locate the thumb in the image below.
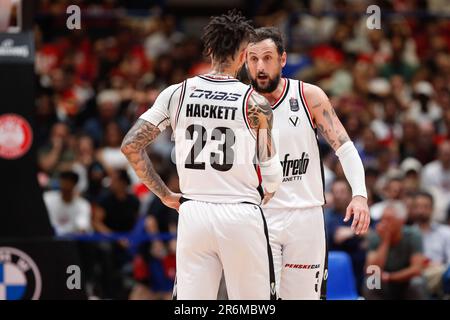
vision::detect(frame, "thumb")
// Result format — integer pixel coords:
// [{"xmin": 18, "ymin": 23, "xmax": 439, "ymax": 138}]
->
[{"xmin": 344, "ymin": 204, "xmax": 352, "ymax": 222}]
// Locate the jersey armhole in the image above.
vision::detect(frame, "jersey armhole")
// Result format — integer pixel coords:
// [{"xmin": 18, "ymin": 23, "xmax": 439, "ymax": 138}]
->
[
  {"xmin": 299, "ymin": 81, "xmax": 316, "ymax": 130},
  {"xmin": 174, "ymin": 80, "xmax": 187, "ymax": 127}
]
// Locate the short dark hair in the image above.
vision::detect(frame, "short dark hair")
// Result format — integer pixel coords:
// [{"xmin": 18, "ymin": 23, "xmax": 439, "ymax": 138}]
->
[
  {"xmin": 59, "ymin": 171, "xmax": 79, "ymax": 185},
  {"xmin": 414, "ymin": 191, "xmax": 434, "ymax": 207},
  {"xmin": 249, "ymin": 27, "xmax": 285, "ymax": 55},
  {"xmin": 116, "ymin": 169, "xmax": 131, "ymax": 186},
  {"xmin": 201, "ymin": 10, "xmax": 254, "ymax": 63}
]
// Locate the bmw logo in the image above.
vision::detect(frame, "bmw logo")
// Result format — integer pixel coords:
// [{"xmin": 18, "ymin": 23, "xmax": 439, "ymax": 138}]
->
[{"xmin": 0, "ymin": 247, "xmax": 42, "ymax": 300}]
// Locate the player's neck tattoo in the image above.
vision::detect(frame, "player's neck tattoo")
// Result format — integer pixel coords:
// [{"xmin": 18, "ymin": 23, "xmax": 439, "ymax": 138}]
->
[{"xmin": 209, "ymin": 60, "xmax": 237, "ymax": 78}]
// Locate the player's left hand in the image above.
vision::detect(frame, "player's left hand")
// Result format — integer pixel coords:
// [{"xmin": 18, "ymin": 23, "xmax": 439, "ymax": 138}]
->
[{"xmin": 344, "ymin": 195, "xmax": 370, "ymax": 235}]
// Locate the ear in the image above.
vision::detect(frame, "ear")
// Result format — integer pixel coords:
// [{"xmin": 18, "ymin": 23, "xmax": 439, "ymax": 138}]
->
[{"xmin": 281, "ymin": 51, "xmax": 287, "ymax": 68}]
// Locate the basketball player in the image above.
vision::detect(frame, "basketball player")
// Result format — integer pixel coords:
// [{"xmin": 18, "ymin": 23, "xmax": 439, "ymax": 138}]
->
[
  {"xmin": 121, "ymin": 12, "xmax": 283, "ymax": 300},
  {"xmin": 245, "ymin": 27, "xmax": 370, "ymax": 299}
]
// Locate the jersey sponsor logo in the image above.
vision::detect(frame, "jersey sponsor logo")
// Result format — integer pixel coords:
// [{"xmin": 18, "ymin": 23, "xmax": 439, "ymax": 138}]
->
[
  {"xmin": 289, "ymin": 115, "xmax": 299, "ymax": 127},
  {"xmin": 189, "ymin": 89, "xmax": 242, "ymax": 102},
  {"xmin": 281, "ymin": 152, "xmax": 309, "ymax": 181},
  {"xmin": 284, "ymin": 263, "xmax": 321, "ymax": 270},
  {"xmin": 0, "ymin": 247, "xmax": 42, "ymax": 300},
  {"xmin": 185, "ymin": 104, "xmax": 237, "ymax": 120},
  {"xmin": 289, "ymin": 97, "xmax": 299, "ymax": 112}
]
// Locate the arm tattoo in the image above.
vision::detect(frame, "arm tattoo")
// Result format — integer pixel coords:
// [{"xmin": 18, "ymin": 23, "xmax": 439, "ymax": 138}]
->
[
  {"xmin": 247, "ymin": 92, "xmax": 273, "ymax": 129},
  {"xmin": 323, "ymin": 109, "xmax": 335, "ymax": 131},
  {"xmin": 121, "ymin": 119, "xmax": 171, "ymax": 199},
  {"xmin": 247, "ymin": 91, "xmax": 275, "ymax": 162},
  {"xmin": 317, "ymin": 105, "xmax": 350, "ymax": 150},
  {"xmin": 317, "ymin": 123, "xmax": 337, "ymax": 149}
]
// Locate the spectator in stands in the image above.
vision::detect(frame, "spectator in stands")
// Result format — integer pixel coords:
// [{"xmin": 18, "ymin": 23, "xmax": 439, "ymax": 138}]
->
[
  {"xmin": 421, "ymin": 141, "xmax": 450, "ymax": 216},
  {"xmin": 398, "ymin": 119, "xmax": 420, "ymax": 162},
  {"xmin": 400, "ymin": 158, "xmax": 422, "ymax": 194},
  {"xmin": 407, "ymin": 81, "xmax": 442, "ymax": 126},
  {"xmin": 97, "ymin": 121, "xmax": 129, "ymax": 174},
  {"xmin": 93, "ymin": 169, "xmax": 139, "ymax": 234},
  {"xmin": 38, "ymin": 122, "xmax": 75, "ymax": 187},
  {"xmin": 43, "ymin": 171, "xmax": 92, "ymax": 235},
  {"xmin": 91, "ymin": 169, "xmax": 139, "ymax": 299},
  {"xmin": 83, "ymin": 89, "xmax": 129, "ymax": 145},
  {"xmin": 364, "ymin": 201, "xmax": 427, "ymax": 299},
  {"xmin": 370, "ymin": 176, "xmax": 405, "ymax": 221},
  {"xmin": 325, "ymin": 179, "xmax": 367, "ymax": 293},
  {"xmin": 410, "ymin": 191, "xmax": 450, "ymax": 298},
  {"xmin": 72, "ymin": 134, "xmax": 98, "ymax": 193}
]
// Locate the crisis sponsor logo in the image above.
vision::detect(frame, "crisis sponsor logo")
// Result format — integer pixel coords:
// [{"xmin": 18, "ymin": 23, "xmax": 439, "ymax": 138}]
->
[{"xmin": 189, "ymin": 89, "xmax": 242, "ymax": 102}]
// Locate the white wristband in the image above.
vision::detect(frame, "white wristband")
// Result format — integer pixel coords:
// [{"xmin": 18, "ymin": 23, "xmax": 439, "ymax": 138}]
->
[
  {"xmin": 335, "ymin": 141, "xmax": 367, "ymax": 199},
  {"xmin": 259, "ymin": 154, "xmax": 283, "ymax": 194}
]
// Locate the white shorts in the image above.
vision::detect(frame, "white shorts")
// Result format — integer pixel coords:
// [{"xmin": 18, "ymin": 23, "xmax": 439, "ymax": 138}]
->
[
  {"xmin": 174, "ymin": 200, "xmax": 276, "ymax": 300},
  {"xmin": 264, "ymin": 206, "xmax": 327, "ymax": 300}
]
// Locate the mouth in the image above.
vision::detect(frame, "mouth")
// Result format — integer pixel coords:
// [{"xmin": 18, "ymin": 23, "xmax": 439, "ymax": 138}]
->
[{"xmin": 257, "ymin": 74, "xmax": 269, "ymax": 81}]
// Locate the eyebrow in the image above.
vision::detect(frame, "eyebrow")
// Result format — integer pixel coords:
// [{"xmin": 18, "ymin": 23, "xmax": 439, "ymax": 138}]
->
[{"xmin": 247, "ymin": 50, "xmax": 275, "ymax": 56}]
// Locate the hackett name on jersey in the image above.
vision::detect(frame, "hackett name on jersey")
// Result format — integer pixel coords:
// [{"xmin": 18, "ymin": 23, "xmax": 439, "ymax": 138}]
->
[
  {"xmin": 281, "ymin": 152, "xmax": 309, "ymax": 178},
  {"xmin": 186, "ymin": 103, "xmax": 238, "ymax": 120}
]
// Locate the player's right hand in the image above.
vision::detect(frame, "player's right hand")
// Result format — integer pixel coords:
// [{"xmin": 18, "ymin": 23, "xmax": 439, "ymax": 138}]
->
[
  {"xmin": 161, "ymin": 192, "xmax": 182, "ymax": 211},
  {"xmin": 262, "ymin": 191, "xmax": 276, "ymax": 205}
]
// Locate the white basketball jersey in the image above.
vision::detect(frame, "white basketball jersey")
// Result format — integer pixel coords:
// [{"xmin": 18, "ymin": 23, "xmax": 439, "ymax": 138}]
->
[
  {"xmin": 173, "ymin": 75, "xmax": 262, "ymax": 204},
  {"xmin": 263, "ymin": 78, "xmax": 325, "ymax": 209}
]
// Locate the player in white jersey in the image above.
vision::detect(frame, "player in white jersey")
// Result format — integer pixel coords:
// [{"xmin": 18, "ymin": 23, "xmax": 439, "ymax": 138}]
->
[
  {"xmin": 121, "ymin": 12, "xmax": 283, "ymax": 300},
  {"xmin": 245, "ymin": 27, "xmax": 370, "ymax": 299}
]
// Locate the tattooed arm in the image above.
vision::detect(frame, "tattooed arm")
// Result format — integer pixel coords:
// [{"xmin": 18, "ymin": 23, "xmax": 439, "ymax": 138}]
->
[
  {"xmin": 302, "ymin": 83, "xmax": 350, "ymax": 151},
  {"xmin": 304, "ymin": 83, "xmax": 370, "ymax": 235},
  {"xmin": 247, "ymin": 90, "xmax": 276, "ymax": 162},
  {"xmin": 121, "ymin": 119, "xmax": 181, "ymax": 210},
  {"xmin": 247, "ymin": 91, "xmax": 283, "ymax": 204}
]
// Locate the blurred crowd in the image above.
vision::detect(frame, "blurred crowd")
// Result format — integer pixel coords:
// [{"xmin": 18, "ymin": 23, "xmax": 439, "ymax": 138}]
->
[{"xmin": 34, "ymin": 0, "xmax": 450, "ymax": 299}]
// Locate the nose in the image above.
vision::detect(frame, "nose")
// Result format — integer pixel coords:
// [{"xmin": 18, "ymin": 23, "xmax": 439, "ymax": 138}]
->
[{"xmin": 256, "ymin": 59, "xmax": 265, "ymax": 73}]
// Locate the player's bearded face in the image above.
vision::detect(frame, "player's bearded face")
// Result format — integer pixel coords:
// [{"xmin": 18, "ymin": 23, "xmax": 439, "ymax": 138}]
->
[{"xmin": 249, "ymin": 70, "xmax": 281, "ymax": 93}]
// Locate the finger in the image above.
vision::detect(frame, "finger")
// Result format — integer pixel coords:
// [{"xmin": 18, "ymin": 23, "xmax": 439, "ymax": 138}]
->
[
  {"xmin": 344, "ymin": 205, "xmax": 352, "ymax": 222},
  {"xmin": 363, "ymin": 211, "xmax": 371, "ymax": 234},
  {"xmin": 356, "ymin": 210, "xmax": 366, "ymax": 235},
  {"xmin": 351, "ymin": 209, "xmax": 360, "ymax": 232}
]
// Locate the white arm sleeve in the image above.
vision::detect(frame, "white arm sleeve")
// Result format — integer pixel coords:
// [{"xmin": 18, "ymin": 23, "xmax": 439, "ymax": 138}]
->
[
  {"xmin": 139, "ymin": 83, "xmax": 183, "ymax": 131},
  {"xmin": 335, "ymin": 141, "xmax": 368, "ymax": 198},
  {"xmin": 259, "ymin": 153, "xmax": 283, "ymax": 194}
]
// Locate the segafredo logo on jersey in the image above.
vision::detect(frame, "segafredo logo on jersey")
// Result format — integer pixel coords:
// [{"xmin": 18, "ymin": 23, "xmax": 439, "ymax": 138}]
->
[
  {"xmin": 0, "ymin": 247, "xmax": 42, "ymax": 300},
  {"xmin": 189, "ymin": 89, "xmax": 242, "ymax": 102},
  {"xmin": 281, "ymin": 153, "xmax": 310, "ymax": 181}
]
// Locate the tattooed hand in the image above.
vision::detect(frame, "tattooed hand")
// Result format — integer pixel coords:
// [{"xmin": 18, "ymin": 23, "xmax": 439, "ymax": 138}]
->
[{"xmin": 121, "ymin": 119, "xmax": 181, "ymax": 210}]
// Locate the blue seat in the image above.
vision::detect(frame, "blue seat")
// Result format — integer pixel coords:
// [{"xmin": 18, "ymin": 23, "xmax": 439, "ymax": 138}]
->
[{"xmin": 326, "ymin": 251, "xmax": 359, "ymax": 300}]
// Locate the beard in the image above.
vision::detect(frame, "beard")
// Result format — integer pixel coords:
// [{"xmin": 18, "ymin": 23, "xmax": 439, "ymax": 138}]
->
[
  {"xmin": 413, "ymin": 213, "xmax": 431, "ymax": 224},
  {"xmin": 249, "ymin": 71, "xmax": 281, "ymax": 93}
]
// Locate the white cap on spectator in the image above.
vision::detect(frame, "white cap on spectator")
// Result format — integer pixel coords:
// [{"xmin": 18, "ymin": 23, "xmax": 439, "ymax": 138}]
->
[
  {"xmin": 414, "ymin": 81, "xmax": 434, "ymax": 96},
  {"xmin": 368, "ymin": 78, "xmax": 391, "ymax": 96},
  {"xmin": 400, "ymin": 157, "xmax": 422, "ymax": 175},
  {"xmin": 97, "ymin": 89, "xmax": 121, "ymax": 107},
  {"xmin": 383, "ymin": 200, "xmax": 408, "ymax": 220}
]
